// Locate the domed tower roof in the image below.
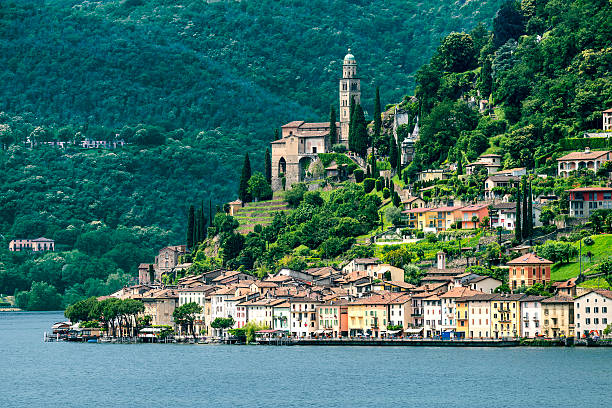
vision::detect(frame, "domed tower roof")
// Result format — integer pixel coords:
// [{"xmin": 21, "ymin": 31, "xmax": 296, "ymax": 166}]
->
[{"xmin": 343, "ymin": 48, "xmax": 356, "ymax": 64}]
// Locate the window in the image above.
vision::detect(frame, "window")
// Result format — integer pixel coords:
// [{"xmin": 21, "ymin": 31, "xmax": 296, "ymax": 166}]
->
[
  {"xmin": 595, "ymin": 307, "xmax": 599, "ymax": 313},
  {"xmin": 586, "ymin": 307, "xmax": 591, "ymax": 313}
]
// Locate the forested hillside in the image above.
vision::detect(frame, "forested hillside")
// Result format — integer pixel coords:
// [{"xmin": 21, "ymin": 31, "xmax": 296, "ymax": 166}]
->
[
  {"xmin": 409, "ymin": 0, "xmax": 612, "ymax": 176},
  {"xmin": 0, "ymin": 0, "xmax": 506, "ymax": 308}
]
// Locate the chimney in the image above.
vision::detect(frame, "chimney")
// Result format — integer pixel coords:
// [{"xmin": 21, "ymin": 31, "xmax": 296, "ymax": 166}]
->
[
  {"xmin": 585, "ymin": 147, "xmax": 591, "ymax": 153},
  {"xmin": 437, "ymin": 251, "xmax": 446, "ymax": 270}
]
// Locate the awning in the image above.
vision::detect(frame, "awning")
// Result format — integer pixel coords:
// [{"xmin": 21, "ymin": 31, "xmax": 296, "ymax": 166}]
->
[
  {"xmin": 404, "ymin": 328, "xmax": 424, "ymax": 334},
  {"xmin": 386, "ymin": 330, "xmax": 402, "ymax": 334}
]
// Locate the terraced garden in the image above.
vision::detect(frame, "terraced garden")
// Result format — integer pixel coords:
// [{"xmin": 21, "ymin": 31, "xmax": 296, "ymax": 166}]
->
[
  {"xmin": 549, "ymin": 234, "xmax": 612, "ymax": 283},
  {"xmin": 235, "ymin": 198, "xmax": 291, "ymax": 234}
]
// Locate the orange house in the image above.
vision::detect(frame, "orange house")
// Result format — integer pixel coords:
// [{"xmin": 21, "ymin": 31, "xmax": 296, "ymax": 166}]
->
[
  {"xmin": 457, "ymin": 205, "xmax": 489, "ymax": 229},
  {"xmin": 507, "ymin": 253, "xmax": 553, "ymax": 290}
]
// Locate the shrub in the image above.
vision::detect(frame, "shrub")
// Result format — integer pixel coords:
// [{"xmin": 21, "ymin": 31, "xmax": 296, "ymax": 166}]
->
[
  {"xmin": 354, "ymin": 169, "xmax": 365, "ymax": 183},
  {"xmin": 363, "ymin": 178, "xmax": 375, "ymax": 193},
  {"xmin": 375, "ymin": 178, "xmax": 383, "ymax": 192},
  {"xmin": 332, "ymin": 144, "xmax": 347, "ymax": 153},
  {"xmin": 382, "ymin": 187, "xmax": 391, "ymax": 199},
  {"xmin": 583, "ymin": 237, "xmax": 594, "ymax": 246}
]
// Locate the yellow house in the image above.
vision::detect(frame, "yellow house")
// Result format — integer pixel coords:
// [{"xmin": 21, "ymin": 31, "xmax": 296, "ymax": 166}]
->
[
  {"xmin": 402, "ymin": 207, "xmax": 429, "ymax": 229},
  {"xmin": 541, "ymin": 295, "xmax": 575, "ymax": 338},
  {"xmin": 347, "ymin": 294, "xmax": 394, "ymax": 337},
  {"xmin": 490, "ymin": 294, "xmax": 523, "ymax": 338},
  {"xmin": 455, "ymin": 297, "xmax": 470, "ymax": 337},
  {"xmin": 431, "ymin": 207, "xmax": 464, "ymax": 231}
]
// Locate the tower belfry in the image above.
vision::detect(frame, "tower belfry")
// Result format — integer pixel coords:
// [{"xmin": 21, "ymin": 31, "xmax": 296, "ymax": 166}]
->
[{"xmin": 339, "ymin": 48, "xmax": 361, "ymax": 146}]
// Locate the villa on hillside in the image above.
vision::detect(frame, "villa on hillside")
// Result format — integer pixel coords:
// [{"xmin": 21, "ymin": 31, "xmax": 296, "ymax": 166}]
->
[
  {"xmin": 465, "ymin": 154, "xmax": 502, "ymax": 175},
  {"xmin": 557, "ymin": 147, "xmax": 611, "ymax": 178},
  {"xmin": 8, "ymin": 237, "xmax": 55, "ymax": 252}
]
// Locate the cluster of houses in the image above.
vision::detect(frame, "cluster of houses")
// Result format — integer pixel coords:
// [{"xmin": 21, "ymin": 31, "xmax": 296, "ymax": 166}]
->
[
  {"xmin": 26, "ymin": 138, "xmax": 126, "ymax": 149},
  {"xmin": 105, "ymin": 247, "xmax": 611, "ymax": 341}
]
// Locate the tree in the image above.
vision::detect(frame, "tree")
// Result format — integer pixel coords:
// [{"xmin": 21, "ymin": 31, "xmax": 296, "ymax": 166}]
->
[
  {"xmin": 274, "ymin": 128, "xmax": 280, "ymax": 140},
  {"xmin": 187, "ymin": 205, "xmax": 195, "ymax": 250},
  {"xmin": 199, "ymin": 201, "xmax": 207, "ymax": 242},
  {"xmin": 527, "ymin": 180, "xmax": 533, "ymax": 236},
  {"xmin": 374, "ymin": 87, "xmax": 382, "ymax": 140},
  {"xmin": 15, "ymin": 281, "xmax": 62, "ymax": 311},
  {"xmin": 248, "ymin": 172, "xmax": 272, "ymax": 201},
  {"xmin": 515, "ymin": 182, "xmax": 522, "ymax": 241},
  {"xmin": 348, "ymin": 97, "xmax": 356, "ymax": 151},
  {"xmin": 238, "ymin": 153, "xmax": 252, "ymax": 203},
  {"xmin": 264, "ymin": 148, "xmax": 272, "ymax": 184},
  {"xmin": 438, "ymin": 32, "xmax": 477, "ymax": 72},
  {"xmin": 211, "ymin": 317, "xmax": 235, "ymax": 330},
  {"xmin": 329, "ymin": 106, "xmax": 337, "ymax": 145},
  {"xmin": 64, "ymin": 296, "xmax": 98, "ymax": 322},
  {"xmin": 353, "ymin": 104, "xmax": 368, "ymax": 158},
  {"xmin": 389, "ymin": 136, "xmax": 398, "ymax": 170},
  {"xmin": 392, "ymin": 191, "xmax": 401, "ymax": 207},
  {"xmin": 522, "ymin": 176, "xmax": 529, "ymax": 238},
  {"xmin": 493, "ymin": 1, "xmax": 525, "ymax": 47},
  {"xmin": 173, "ymin": 302, "xmax": 203, "ymax": 337}
]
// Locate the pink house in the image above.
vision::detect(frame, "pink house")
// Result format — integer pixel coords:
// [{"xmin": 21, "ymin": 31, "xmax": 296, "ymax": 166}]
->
[{"xmin": 457, "ymin": 205, "xmax": 489, "ymax": 229}]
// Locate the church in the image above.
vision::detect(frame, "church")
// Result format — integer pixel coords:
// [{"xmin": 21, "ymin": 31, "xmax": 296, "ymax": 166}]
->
[{"xmin": 271, "ymin": 49, "xmax": 361, "ymax": 191}]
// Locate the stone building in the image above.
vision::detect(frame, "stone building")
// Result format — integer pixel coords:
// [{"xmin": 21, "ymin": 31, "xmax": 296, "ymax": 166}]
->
[{"xmin": 271, "ymin": 49, "xmax": 361, "ymax": 191}]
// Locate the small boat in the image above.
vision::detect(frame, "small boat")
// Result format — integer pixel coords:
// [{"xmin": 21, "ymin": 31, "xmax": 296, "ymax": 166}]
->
[{"xmin": 87, "ymin": 338, "xmax": 98, "ymax": 343}]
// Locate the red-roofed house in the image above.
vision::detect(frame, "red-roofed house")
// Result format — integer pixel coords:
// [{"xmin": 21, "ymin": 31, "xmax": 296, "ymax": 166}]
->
[
  {"xmin": 557, "ymin": 147, "xmax": 611, "ymax": 178},
  {"xmin": 567, "ymin": 187, "xmax": 612, "ymax": 218},
  {"xmin": 507, "ymin": 253, "xmax": 553, "ymax": 290}
]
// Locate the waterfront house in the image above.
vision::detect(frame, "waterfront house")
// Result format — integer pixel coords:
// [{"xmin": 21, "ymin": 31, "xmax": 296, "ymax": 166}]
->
[
  {"xmin": 507, "ymin": 253, "xmax": 552, "ymax": 290},
  {"xmin": 289, "ymin": 297, "xmax": 322, "ymax": 338},
  {"xmin": 387, "ymin": 293, "xmax": 413, "ymax": 332},
  {"xmin": 574, "ymin": 290, "xmax": 612, "ymax": 338},
  {"xmin": 423, "ymin": 294, "xmax": 442, "ymax": 337},
  {"xmin": 177, "ymin": 285, "xmax": 214, "ymax": 335},
  {"xmin": 347, "ymin": 293, "xmax": 395, "ymax": 338},
  {"xmin": 439, "ymin": 287, "xmax": 483, "ymax": 336},
  {"xmin": 242, "ymin": 298, "xmax": 286, "ymax": 329},
  {"xmin": 455, "ymin": 297, "xmax": 470, "ymax": 338},
  {"xmin": 490, "ymin": 293, "xmax": 523, "ymax": 338},
  {"xmin": 316, "ymin": 300, "xmax": 348, "ymax": 337},
  {"xmin": 142, "ymin": 289, "xmax": 179, "ymax": 328},
  {"xmin": 566, "ymin": 187, "xmax": 612, "ymax": 218},
  {"xmin": 272, "ymin": 301, "xmax": 291, "ymax": 332},
  {"xmin": 464, "ymin": 293, "xmax": 496, "ymax": 338},
  {"xmin": 541, "ymin": 295, "xmax": 575, "ymax": 338},
  {"xmin": 519, "ymin": 295, "xmax": 546, "ymax": 338},
  {"xmin": 410, "ymin": 292, "xmax": 430, "ymax": 329}
]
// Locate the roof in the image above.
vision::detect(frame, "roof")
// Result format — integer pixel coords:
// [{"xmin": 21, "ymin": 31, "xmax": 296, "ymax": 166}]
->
[
  {"xmin": 402, "ymin": 207, "xmax": 431, "ymax": 214},
  {"xmin": 351, "ymin": 258, "xmax": 380, "ymax": 265},
  {"xmin": 32, "ymin": 237, "xmax": 54, "ymax": 242},
  {"xmin": 507, "ymin": 253, "xmax": 553, "ymax": 265},
  {"xmin": 487, "ymin": 175, "xmax": 520, "ymax": 183},
  {"xmin": 567, "ymin": 187, "xmax": 612, "ymax": 192},
  {"xmin": 575, "ymin": 289, "xmax": 612, "ymax": 300},
  {"xmin": 541, "ymin": 295, "xmax": 574, "ymax": 304},
  {"xmin": 469, "ymin": 275, "xmax": 501, "ymax": 283},
  {"xmin": 480, "ymin": 154, "xmax": 502, "ymax": 158},
  {"xmin": 460, "ymin": 204, "xmax": 489, "ymax": 212},
  {"xmin": 491, "ymin": 293, "xmax": 525, "ymax": 301},
  {"xmin": 281, "ymin": 120, "xmax": 305, "ymax": 128},
  {"xmin": 350, "ymin": 293, "xmax": 403, "ymax": 305},
  {"xmin": 384, "ymin": 281, "xmax": 416, "ymax": 289},
  {"xmin": 554, "ymin": 277, "xmax": 578, "ymax": 289},
  {"xmin": 432, "ymin": 206, "xmax": 463, "ymax": 212},
  {"xmin": 440, "ymin": 287, "xmax": 483, "ymax": 298},
  {"xmin": 458, "ymin": 293, "xmax": 496, "ymax": 302},
  {"xmin": 251, "ymin": 281, "xmax": 279, "ymax": 288},
  {"xmin": 519, "ymin": 295, "xmax": 548, "ymax": 302},
  {"xmin": 557, "ymin": 150, "xmax": 610, "ymax": 161}
]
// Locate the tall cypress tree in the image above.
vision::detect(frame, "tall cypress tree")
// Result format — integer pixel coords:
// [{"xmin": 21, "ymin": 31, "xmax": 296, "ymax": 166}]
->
[
  {"xmin": 329, "ymin": 106, "xmax": 337, "ymax": 146},
  {"xmin": 264, "ymin": 148, "xmax": 272, "ymax": 184},
  {"xmin": 396, "ymin": 143, "xmax": 402, "ymax": 176},
  {"xmin": 353, "ymin": 104, "xmax": 368, "ymax": 158},
  {"xmin": 199, "ymin": 201, "xmax": 207, "ymax": 241},
  {"xmin": 238, "ymin": 153, "xmax": 252, "ymax": 202},
  {"xmin": 194, "ymin": 208, "xmax": 200, "ymax": 247},
  {"xmin": 371, "ymin": 152, "xmax": 379, "ymax": 178},
  {"xmin": 522, "ymin": 176, "xmax": 529, "ymax": 238},
  {"xmin": 208, "ymin": 199, "xmax": 213, "ymax": 229},
  {"xmin": 187, "ymin": 205, "xmax": 195, "ymax": 250},
  {"xmin": 274, "ymin": 128, "xmax": 280, "ymax": 140},
  {"xmin": 528, "ymin": 179, "xmax": 534, "ymax": 237},
  {"xmin": 374, "ymin": 86, "xmax": 382, "ymax": 140},
  {"xmin": 389, "ymin": 136, "xmax": 398, "ymax": 170},
  {"xmin": 515, "ymin": 182, "xmax": 522, "ymax": 241},
  {"xmin": 348, "ymin": 97, "xmax": 356, "ymax": 151}
]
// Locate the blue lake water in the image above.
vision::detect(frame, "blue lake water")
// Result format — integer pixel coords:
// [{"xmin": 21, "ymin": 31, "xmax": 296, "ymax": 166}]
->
[{"xmin": 1, "ymin": 311, "xmax": 611, "ymax": 407}]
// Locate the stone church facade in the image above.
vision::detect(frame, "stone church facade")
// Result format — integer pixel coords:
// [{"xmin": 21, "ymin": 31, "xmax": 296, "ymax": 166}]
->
[{"xmin": 271, "ymin": 50, "xmax": 361, "ymax": 191}]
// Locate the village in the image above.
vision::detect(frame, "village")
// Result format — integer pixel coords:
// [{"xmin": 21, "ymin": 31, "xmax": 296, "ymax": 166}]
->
[{"xmin": 49, "ymin": 50, "xmax": 612, "ymax": 346}]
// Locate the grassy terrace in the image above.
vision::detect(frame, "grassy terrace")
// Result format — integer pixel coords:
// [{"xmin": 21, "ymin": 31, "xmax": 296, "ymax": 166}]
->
[
  {"xmin": 235, "ymin": 198, "xmax": 291, "ymax": 233},
  {"xmin": 550, "ymin": 234, "xmax": 612, "ymax": 282}
]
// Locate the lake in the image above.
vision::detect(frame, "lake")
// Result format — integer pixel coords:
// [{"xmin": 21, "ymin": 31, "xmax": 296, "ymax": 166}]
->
[{"xmin": 1, "ymin": 311, "xmax": 611, "ymax": 407}]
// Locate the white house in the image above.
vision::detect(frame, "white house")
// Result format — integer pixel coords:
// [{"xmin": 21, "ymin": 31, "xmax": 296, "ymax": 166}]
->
[
  {"xmin": 273, "ymin": 301, "xmax": 291, "ymax": 332},
  {"xmin": 342, "ymin": 258, "xmax": 380, "ymax": 274},
  {"xmin": 289, "ymin": 298, "xmax": 322, "ymax": 338},
  {"xmin": 466, "ymin": 276, "xmax": 503, "ymax": 294},
  {"xmin": 574, "ymin": 290, "xmax": 612, "ymax": 338},
  {"xmin": 466, "ymin": 294, "xmax": 495, "ymax": 338},
  {"xmin": 519, "ymin": 295, "xmax": 546, "ymax": 338},
  {"xmin": 177, "ymin": 285, "xmax": 212, "ymax": 335},
  {"xmin": 423, "ymin": 294, "xmax": 442, "ymax": 337}
]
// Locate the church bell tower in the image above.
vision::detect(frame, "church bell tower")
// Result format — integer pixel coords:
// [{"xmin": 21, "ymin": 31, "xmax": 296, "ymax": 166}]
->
[{"xmin": 339, "ymin": 48, "xmax": 360, "ymax": 147}]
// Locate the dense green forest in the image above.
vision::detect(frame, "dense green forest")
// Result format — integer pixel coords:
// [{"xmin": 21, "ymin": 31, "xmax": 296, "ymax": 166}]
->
[
  {"xmin": 409, "ymin": 0, "xmax": 612, "ymax": 175},
  {"xmin": 0, "ymin": 0, "xmax": 506, "ymax": 308}
]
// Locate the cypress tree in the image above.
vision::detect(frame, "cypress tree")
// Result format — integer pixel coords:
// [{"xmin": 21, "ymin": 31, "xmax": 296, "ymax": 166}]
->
[
  {"xmin": 264, "ymin": 148, "xmax": 272, "ymax": 184},
  {"xmin": 209, "ymin": 199, "xmax": 213, "ymax": 228},
  {"xmin": 457, "ymin": 155, "xmax": 463, "ymax": 175},
  {"xmin": 366, "ymin": 165, "xmax": 371, "ymax": 178},
  {"xmin": 274, "ymin": 128, "xmax": 280, "ymax": 140},
  {"xmin": 390, "ymin": 179, "xmax": 395, "ymax": 194},
  {"xmin": 528, "ymin": 179, "xmax": 534, "ymax": 237},
  {"xmin": 522, "ymin": 176, "xmax": 529, "ymax": 238},
  {"xmin": 353, "ymin": 104, "xmax": 368, "ymax": 158},
  {"xmin": 371, "ymin": 152, "xmax": 379, "ymax": 178},
  {"xmin": 348, "ymin": 97, "xmax": 356, "ymax": 151},
  {"xmin": 194, "ymin": 208, "xmax": 200, "ymax": 247},
  {"xmin": 199, "ymin": 201, "xmax": 207, "ymax": 241},
  {"xmin": 389, "ymin": 136, "xmax": 398, "ymax": 170},
  {"xmin": 329, "ymin": 106, "xmax": 337, "ymax": 146},
  {"xmin": 515, "ymin": 182, "xmax": 522, "ymax": 241},
  {"xmin": 238, "ymin": 153, "xmax": 252, "ymax": 203},
  {"xmin": 187, "ymin": 205, "xmax": 195, "ymax": 250},
  {"xmin": 396, "ymin": 143, "xmax": 402, "ymax": 176},
  {"xmin": 374, "ymin": 86, "xmax": 382, "ymax": 140}
]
